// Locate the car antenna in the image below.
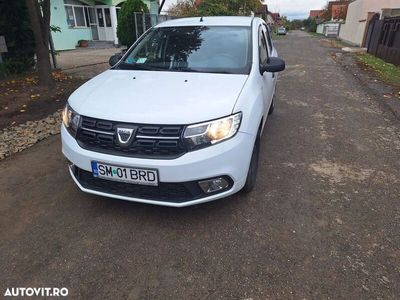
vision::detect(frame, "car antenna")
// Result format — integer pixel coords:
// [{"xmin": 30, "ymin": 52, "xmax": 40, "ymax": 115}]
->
[{"xmin": 200, "ymin": 16, "xmax": 204, "ymax": 22}]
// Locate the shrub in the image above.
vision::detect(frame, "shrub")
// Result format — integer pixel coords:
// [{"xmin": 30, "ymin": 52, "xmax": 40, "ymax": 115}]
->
[
  {"xmin": 0, "ymin": 0, "xmax": 35, "ymax": 76},
  {"xmin": 304, "ymin": 18, "xmax": 317, "ymax": 33},
  {"xmin": 117, "ymin": 0, "xmax": 149, "ymax": 47}
]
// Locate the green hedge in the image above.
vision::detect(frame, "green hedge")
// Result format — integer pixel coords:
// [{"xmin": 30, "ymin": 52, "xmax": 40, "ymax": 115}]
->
[
  {"xmin": 117, "ymin": 0, "xmax": 149, "ymax": 47},
  {"xmin": 0, "ymin": 0, "xmax": 35, "ymax": 77}
]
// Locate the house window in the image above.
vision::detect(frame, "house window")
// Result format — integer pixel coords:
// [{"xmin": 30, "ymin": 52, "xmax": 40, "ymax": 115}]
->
[
  {"xmin": 87, "ymin": 7, "xmax": 97, "ymax": 25},
  {"xmin": 73, "ymin": 6, "xmax": 86, "ymax": 27},
  {"xmin": 97, "ymin": 8, "xmax": 104, "ymax": 27},
  {"xmin": 64, "ymin": 0, "xmax": 89, "ymax": 28},
  {"xmin": 104, "ymin": 8, "xmax": 112, "ymax": 27},
  {"xmin": 65, "ymin": 6, "xmax": 75, "ymax": 27}
]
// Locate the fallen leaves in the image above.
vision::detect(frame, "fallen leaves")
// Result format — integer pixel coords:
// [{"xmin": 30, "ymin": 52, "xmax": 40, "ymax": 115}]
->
[
  {"xmin": 0, "ymin": 111, "xmax": 62, "ymax": 160},
  {"xmin": 30, "ymin": 93, "xmax": 40, "ymax": 99},
  {"xmin": 0, "ymin": 71, "xmax": 83, "ymax": 129},
  {"xmin": 52, "ymin": 71, "xmax": 71, "ymax": 82}
]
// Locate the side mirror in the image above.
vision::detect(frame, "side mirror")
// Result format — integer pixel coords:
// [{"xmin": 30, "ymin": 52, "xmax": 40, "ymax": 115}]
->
[
  {"xmin": 261, "ymin": 57, "xmax": 286, "ymax": 73},
  {"xmin": 109, "ymin": 54, "xmax": 122, "ymax": 67}
]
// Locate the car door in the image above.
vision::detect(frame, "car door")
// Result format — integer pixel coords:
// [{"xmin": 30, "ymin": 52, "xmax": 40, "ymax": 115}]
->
[{"xmin": 258, "ymin": 26, "xmax": 274, "ymax": 117}]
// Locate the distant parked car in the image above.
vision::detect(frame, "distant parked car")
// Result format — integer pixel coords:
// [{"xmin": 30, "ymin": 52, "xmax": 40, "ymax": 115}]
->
[
  {"xmin": 277, "ymin": 27, "xmax": 287, "ymax": 35},
  {"xmin": 300, "ymin": 27, "xmax": 305, "ymax": 31}
]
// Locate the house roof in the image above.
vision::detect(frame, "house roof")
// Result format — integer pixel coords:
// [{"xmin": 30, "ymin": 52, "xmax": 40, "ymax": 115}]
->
[
  {"xmin": 309, "ymin": 9, "xmax": 324, "ymax": 19},
  {"xmin": 268, "ymin": 12, "xmax": 283, "ymax": 25},
  {"xmin": 269, "ymin": 12, "xmax": 281, "ymax": 20}
]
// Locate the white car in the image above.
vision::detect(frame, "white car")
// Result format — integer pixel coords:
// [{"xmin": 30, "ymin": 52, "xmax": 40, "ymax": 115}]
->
[
  {"xmin": 61, "ymin": 16, "xmax": 285, "ymax": 207},
  {"xmin": 277, "ymin": 27, "xmax": 287, "ymax": 35}
]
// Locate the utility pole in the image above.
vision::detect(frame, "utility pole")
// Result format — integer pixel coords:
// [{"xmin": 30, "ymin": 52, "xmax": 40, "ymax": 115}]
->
[{"xmin": 159, "ymin": 0, "xmax": 166, "ymax": 14}]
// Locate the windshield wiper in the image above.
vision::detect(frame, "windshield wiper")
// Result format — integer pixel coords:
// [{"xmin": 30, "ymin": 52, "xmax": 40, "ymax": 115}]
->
[
  {"xmin": 174, "ymin": 67, "xmax": 234, "ymax": 74},
  {"xmin": 119, "ymin": 63, "xmax": 166, "ymax": 71},
  {"xmin": 173, "ymin": 67, "xmax": 202, "ymax": 73}
]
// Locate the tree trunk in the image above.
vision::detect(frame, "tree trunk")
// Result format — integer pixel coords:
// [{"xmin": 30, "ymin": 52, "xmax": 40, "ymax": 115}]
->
[{"xmin": 25, "ymin": 0, "xmax": 54, "ymax": 87}]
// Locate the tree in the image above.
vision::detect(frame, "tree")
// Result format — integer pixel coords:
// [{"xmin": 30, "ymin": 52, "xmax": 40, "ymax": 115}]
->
[
  {"xmin": 304, "ymin": 17, "xmax": 317, "ymax": 32},
  {"xmin": 25, "ymin": 0, "xmax": 54, "ymax": 87},
  {"xmin": 288, "ymin": 19, "xmax": 304, "ymax": 30},
  {"xmin": 168, "ymin": 0, "xmax": 197, "ymax": 17},
  {"xmin": 320, "ymin": 3, "xmax": 331, "ymax": 21},
  {"xmin": 117, "ymin": 0, "xmax": 149, "ymax": 47},
  {"xmin": 0, "ymin": 0, "xmax": 35, "ymax": 76},
  {"xmin": 223, "ymin": 0, "xmax": 262, "ymax": 16},
  {"xmin": 168, "ymin": 0, "xmax": 262, "ymax": 17},
  {"xmin": 197, "ymin": 0, "xmax": 231, "ymax": 16},
  {"xmin": 280, "ymin": 15, "xmax": 290, "ymax": 30}
]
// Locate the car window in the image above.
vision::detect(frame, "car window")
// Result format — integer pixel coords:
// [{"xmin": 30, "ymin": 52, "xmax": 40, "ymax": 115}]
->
[
  {"xmin": 120, "ymin": 26, "xmax": 252, "ymax": 75},
  {"xmin": 263, "ymin": 24, "xmax": 273, "ymax": 53},
  {"xmin": 258, "ymin": 27, "xmax": 269, "ymax": 66}
]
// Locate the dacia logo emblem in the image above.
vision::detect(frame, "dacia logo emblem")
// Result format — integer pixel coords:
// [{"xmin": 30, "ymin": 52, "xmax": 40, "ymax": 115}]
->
[{"xmin": 116, "ymin": 127, "xmax": 135, "ymax": 146}]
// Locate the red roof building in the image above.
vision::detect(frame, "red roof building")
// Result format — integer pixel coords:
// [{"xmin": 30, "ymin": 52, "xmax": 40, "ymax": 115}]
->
[
  {"xmin": 330, "ymin": 1, "xmax": 350, "ymax": 20},
  {"xmin": 269, "ymin": 12, "xmax": 283, "ymax": 26},
  {"xmin": 310, "ymin": 1, "xmax": 350, "ymax": 21},
  {"xmin": 309, "ymin": 10, "xmax": 325, "ymax": 19}
]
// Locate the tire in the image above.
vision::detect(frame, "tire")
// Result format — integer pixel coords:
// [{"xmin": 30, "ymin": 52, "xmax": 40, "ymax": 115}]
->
[
  {"xmin": 242, "ymin": 134, "xmax": 261, "ymax": 193},
  {"xmin": 268, "ymin": 96, "xmax": 275, "ymax": 115}
]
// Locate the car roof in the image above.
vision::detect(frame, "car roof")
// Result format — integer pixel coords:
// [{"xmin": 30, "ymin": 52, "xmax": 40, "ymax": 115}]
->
[{"xmin": 156, "ymin": 16, "xmax": 254, "ymax": 28}]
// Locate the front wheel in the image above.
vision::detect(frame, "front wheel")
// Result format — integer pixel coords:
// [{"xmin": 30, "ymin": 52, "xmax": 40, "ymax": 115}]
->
[{"xmin": 242, "ymin": 135, "xmax": 260, "ymax": 193}]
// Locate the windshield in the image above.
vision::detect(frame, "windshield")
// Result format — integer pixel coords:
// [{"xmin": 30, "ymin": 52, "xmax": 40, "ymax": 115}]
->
[{"xmin": 119, "ymin": 26, "xmax": 252, "ymax": 74}]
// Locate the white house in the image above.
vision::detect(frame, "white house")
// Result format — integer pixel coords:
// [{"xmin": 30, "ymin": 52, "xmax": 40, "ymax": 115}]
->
[{"xmin": 338, "ymin": 0, "xmax": 399, "ymax": 47}]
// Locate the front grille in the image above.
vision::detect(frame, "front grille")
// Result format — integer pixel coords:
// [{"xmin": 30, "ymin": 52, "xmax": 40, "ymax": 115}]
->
[
  {"xmin": 76, "ymin": 116, "xmax": 187, "ymax": 159},
  {"xmin": 73, "ymin": 167, "xmax": 208, "ymax": 203}
]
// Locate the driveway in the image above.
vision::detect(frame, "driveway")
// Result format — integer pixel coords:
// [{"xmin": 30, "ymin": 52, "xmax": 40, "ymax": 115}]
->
[
  {"xmin": 57, "ymin": 48, "xmax": 121, "ymax": 78},
  {"xmin": 1, "ymin": 31, "xmax": 400, "ymax": 299}
]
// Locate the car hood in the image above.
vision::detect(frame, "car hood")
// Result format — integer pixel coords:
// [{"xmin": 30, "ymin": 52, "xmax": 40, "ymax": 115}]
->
[{"xmin": 68, "ymin": 70, "xmax": 248, "ymax": 124}]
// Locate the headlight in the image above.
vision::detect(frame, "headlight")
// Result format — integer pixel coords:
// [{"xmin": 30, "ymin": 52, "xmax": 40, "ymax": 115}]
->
[
  {"xmin": 184, "ymin": 112, "xmax": 242, "ymax": 151},
  {"xmin": 62, "ymin": 104, "xmax": 81, "ymax": 137}
]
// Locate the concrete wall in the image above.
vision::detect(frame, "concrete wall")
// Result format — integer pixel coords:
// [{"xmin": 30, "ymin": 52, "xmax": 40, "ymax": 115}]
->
[
  {"xmin": 339, "ymin": 0, "xmax": 400, "ymax": 46},
  {"xmin": 317, "ymin": 24, "xmax": 324, "ymax": 34}
]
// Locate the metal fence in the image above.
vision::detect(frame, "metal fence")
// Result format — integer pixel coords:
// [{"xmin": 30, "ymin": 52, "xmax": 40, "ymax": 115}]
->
[{"xmin": 366, "ymin": 15, "xmax": 400, "ymax": 66}]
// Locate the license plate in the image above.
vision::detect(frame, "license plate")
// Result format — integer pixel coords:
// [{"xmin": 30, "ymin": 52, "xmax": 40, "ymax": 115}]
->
[{"xmin": 91, "ymin": 161, "xmax": 158, "ymax": 186}]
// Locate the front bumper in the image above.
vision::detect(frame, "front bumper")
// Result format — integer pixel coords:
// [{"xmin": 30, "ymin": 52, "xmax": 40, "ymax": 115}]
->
[{"xmin": 61, "ymin": 125, "xmax": 255, "ymax": 207}]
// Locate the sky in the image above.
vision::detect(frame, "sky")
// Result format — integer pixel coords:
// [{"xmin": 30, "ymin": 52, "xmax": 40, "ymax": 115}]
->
[
  {"xmin": 264, "ymin": 0, "xmax": 327, "ymax": 20},
  {"xmin": 161, "ymin": 0, "xmax": 328, "ymax": 20}
]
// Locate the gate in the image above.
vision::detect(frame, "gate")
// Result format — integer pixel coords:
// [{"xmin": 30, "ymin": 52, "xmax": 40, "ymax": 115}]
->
[{"xmin": 367, "ymin": 15, "xmax": 400, "ymax": 66}]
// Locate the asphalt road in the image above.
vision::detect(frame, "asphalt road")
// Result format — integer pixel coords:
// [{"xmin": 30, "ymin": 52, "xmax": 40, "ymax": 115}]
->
[{"xmin": 1, "ymin": 31, "xmax": 400, "ymax": 299}]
